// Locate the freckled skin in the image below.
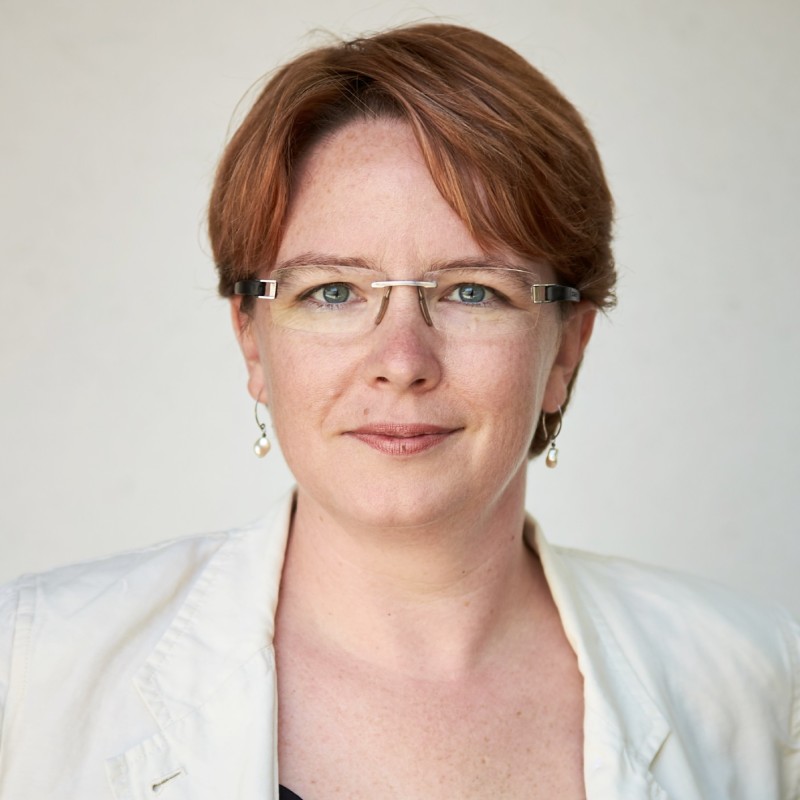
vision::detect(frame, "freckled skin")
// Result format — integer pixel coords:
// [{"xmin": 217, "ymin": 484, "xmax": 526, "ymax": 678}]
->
[{"xmin": 236, "ymin": 119, "xmax": 583, "ymax": 531}]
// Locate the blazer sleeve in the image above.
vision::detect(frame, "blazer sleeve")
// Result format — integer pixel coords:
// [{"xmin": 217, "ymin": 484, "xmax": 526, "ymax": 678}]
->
[
  {"xmin": 782, "ymin": 608, "xmax": 800, "ymax": 796},
  {"xmin": 0, "ymin": 580, "xmax": 23, "ymax": 753}
]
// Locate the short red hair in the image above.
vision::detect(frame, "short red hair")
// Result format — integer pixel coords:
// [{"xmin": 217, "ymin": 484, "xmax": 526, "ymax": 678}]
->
[{"xmin": 208, "ymin": 23, "xmax": 616, "ymax": 456}]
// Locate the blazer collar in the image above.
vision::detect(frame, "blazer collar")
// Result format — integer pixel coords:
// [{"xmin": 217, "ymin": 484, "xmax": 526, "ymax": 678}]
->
[{"xmin": 530, "ymin": 520, "xmax": 671, "ymax": 798}]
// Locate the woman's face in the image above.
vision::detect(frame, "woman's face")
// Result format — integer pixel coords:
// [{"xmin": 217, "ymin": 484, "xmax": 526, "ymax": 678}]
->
[{"xmin": 235, "ymin": 119, "xmax": 593, "ymax": 529}]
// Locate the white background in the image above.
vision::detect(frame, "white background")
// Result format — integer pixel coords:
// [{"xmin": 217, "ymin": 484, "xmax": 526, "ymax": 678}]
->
[{"xmin": 1, "ymin": 0, "xmax": 798, "ymax": 612}]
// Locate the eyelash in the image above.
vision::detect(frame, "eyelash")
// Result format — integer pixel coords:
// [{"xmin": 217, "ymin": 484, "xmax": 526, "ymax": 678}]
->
[
  {"xmin": 296, "ymin": 279, "xmax": 512, "ymax": 310},
  {"xmin": 301, "ymin": 283, "xmax": 361, "ymax": 308},
  {"xmin": 444, "ymin": 283, "xmax": 504, "ymax": 307}
]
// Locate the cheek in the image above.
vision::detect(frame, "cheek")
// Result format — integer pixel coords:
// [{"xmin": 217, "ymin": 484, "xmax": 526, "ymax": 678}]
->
[
  {"xmin": 450, "ymin": 334, "xmax": 553, "ymax": 437},
  {"xmin": 260, "ymin": 334, "xmax": 354, "ymax": 434},
  {"xmin": 500, "ymin": 352, "xmax": 548, "ymax": 436}
]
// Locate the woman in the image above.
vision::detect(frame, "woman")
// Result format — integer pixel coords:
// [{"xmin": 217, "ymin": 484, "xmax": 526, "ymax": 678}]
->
[{"xmin": 1, "ymin": 23, "xmax": 797, "ymax": 800}]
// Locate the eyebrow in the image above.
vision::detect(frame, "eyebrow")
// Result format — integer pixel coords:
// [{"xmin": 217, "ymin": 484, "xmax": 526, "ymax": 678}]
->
[
  {"xmin": 273, "ymin": 253, "xmax": 376, "ymax": 272},
  {"xmin": 273, "ymin": 252, "xmax": 538, "ymax": 276},
  {"xmin": 425, "ymin": 257, "xmax": 542, "ymax": 291}
]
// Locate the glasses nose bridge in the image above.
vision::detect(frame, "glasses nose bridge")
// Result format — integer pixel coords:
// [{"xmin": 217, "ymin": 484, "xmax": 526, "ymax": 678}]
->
[{"xmin": 370, "ymin": 279, "xmax": 437, "ymax": 327}]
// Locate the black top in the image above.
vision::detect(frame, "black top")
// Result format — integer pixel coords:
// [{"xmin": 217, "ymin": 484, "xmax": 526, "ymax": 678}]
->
[{"xmin": 279, "ymin": 786, "xmax": 304, "ymax": 800}]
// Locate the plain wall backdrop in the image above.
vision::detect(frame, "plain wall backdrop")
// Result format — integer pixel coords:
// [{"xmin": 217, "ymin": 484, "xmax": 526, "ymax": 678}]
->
[{"xmin": 1, "ymin": 0, "xmax": 798, "ymax": 612}]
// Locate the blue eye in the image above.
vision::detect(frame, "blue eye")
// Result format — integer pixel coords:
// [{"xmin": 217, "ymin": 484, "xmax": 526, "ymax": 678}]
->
[
  {"xmin": 318, "ymin": 284, "xmax": 350, "ymax": 304},
  {"xmin": 454, "ymin": 284, "xmax": 492, "ymax": 304}
]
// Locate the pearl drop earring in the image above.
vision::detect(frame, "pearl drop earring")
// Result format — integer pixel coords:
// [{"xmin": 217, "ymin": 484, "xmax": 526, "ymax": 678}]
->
[
  {"xmin": 253, "ymin": 398, "xmax": 271, "ymax": 458},
  {"xmin": 541, "ymin": 407, "xmax": 563, "ymax": 468}
]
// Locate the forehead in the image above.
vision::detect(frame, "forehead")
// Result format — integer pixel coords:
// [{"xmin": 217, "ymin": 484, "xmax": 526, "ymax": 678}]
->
[{"xmin": 276, "ymin": 119, "xmax": 521, "ymax": 273}]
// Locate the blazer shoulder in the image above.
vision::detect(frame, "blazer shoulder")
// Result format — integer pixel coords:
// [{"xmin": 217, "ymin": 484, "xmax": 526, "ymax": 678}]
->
[
  {"xmin": 552, "ymin": 544, "xmax": 796, "ymax": 653},
  {"xmin": 0, "ymin": 518, "xmax": 274, "ymax": 720},
  {"xmin": 550, "ymin": 544, "xmax": 800, "ymax": 743},
  {"xmin": 0, "ymin": 519, "xmax": 268, "ymax": 622}
]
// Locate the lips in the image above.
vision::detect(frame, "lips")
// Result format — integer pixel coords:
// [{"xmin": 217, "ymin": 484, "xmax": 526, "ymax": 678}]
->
[{"xmin": 345, "ymin": 423, "xmax": 461, "ymax": 455}]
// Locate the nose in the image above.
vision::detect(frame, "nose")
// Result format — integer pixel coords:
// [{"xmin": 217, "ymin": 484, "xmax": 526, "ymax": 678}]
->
[{"xmin": 362, "ymin": 286, "xmax": 443, "ymax": 392}]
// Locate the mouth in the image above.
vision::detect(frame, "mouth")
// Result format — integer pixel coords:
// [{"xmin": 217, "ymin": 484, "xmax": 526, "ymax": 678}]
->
[{"xmin": 345, "ymin": 423, "xmax": 461, "ymax": 456}]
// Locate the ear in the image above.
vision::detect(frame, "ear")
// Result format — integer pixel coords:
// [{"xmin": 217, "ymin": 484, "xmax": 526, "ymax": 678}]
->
[
  {"xmin": 230, "ymin": 298, "xmax": 268, "ymax": 404},
  {"xmin": 542, "ymin": 303, "xmax": 596, "ymax": 413}
]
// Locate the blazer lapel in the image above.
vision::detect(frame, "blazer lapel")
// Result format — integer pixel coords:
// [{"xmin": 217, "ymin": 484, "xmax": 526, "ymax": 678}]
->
[
  {"xmin": 105, "ymin": 647, "xmax": 278, "ymax": 800},
  {"xmin": 105, "ymin": 496, "xmax": 294, "ymax": 800},
  {"xmin": 531, "ymin": 523, "xmax": 672, "ymax": 799}
]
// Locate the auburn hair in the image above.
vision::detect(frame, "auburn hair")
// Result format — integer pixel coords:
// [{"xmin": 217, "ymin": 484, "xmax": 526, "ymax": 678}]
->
[{"xmin": 208, "ymin": 23, "xmax": 616, "ymax": 457}]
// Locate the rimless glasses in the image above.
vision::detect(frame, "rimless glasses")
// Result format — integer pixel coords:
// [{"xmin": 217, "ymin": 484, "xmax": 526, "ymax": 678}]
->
[{"xmin": 235, "ymin": 264, "xmax": 580, "ymax": 338}]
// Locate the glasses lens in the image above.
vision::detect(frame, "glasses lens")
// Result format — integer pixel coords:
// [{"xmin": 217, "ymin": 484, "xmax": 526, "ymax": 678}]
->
[
  {"xmin": 425, "ymin": 267, "xmax": 542, "ymax": 337},
  {"xmin": 266, "ymin": 265, "xmax": 544, "ymax": 337},
  {"xmin": 268, "ymin": 266, "xmax": 377, "ymax": 333}
]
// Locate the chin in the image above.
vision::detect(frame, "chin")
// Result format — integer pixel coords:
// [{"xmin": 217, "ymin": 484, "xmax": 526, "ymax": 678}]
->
[
  {"xmin": 285, "ymin": 429, "xmax": 530, "ymax": 529},
  {"xmin": 301, "ymin": 462, "xmax": 518, "ymax": 533}
]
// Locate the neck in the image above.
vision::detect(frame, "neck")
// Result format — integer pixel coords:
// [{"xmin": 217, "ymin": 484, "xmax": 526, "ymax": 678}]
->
[{"xmin": 275, "ymin": 472, "xmax": 550, "ymax": 679}]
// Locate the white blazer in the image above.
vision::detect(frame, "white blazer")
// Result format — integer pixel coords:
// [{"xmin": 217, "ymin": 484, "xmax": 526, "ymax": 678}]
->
[{"xmin": 0, "ymin": 494, "xmax": 797, "ymax": 799}]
